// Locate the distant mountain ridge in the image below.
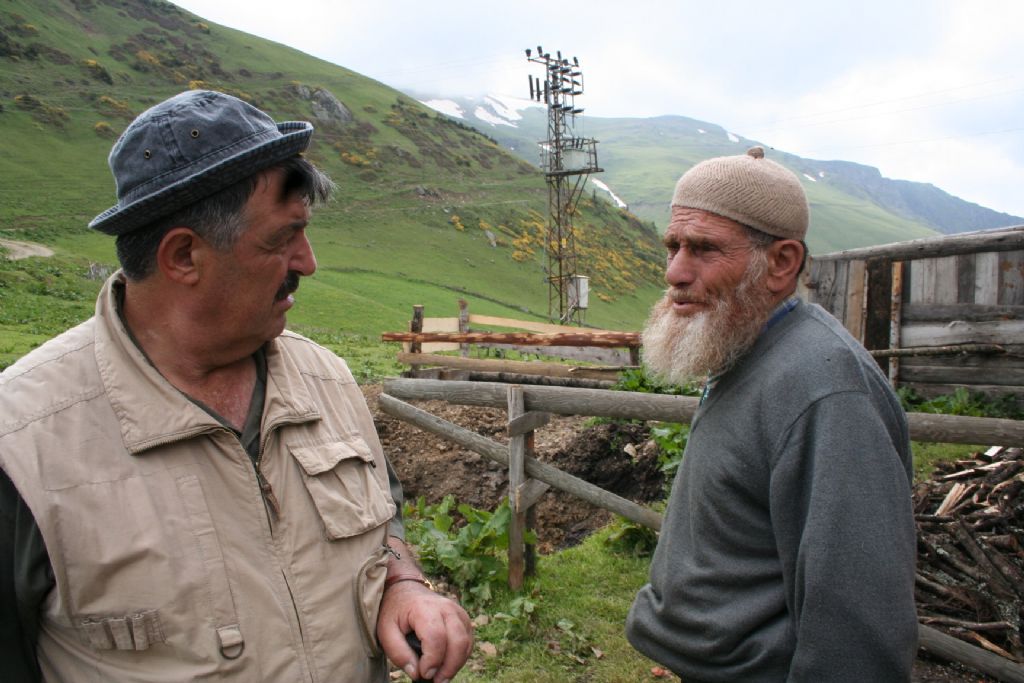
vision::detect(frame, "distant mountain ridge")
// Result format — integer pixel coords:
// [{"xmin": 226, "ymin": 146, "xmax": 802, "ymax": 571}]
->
[{"xmin": 414, "ymin": 93, "xmax": 1023, "ymax": 240}]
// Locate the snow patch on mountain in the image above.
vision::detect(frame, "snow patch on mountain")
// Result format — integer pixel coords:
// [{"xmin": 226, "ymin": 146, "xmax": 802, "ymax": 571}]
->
[
  {"xmin": 474, "ymin": 106, "xmax": 516, "ymax": 127},
  {"xmin": 421, "ymin": 99, "xmax": 464, "ymax": 119},
  {"xmin": 591, "ymin": 178, "xmax": 627, "ymax": 209},
  {"xmin": 727, "ymin": 131, "xmax": 740, "ymax": 143}
]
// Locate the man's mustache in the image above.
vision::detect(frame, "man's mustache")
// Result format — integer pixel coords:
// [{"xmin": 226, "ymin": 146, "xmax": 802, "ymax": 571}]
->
[
  {"xmin": 275, "ymin": 271, "xmax": 301, "ymax": 302},
  {"xmin": 667, "ymin": 288, "xmax": 706, "ymax": 306}
]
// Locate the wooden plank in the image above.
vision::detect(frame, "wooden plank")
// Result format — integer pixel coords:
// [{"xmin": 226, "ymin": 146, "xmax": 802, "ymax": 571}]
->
[
  {"xmin": 904, "ymin": 412, "xmax": 1024, "ymax": 446},
  {"xmin": 508, "ymin": 410, "xmax": 551, "ymax": 436},
  {"xmin": 901, "ymin": 381, "xmax": 1024, "ymax": 403},
  {"xmin": 844, "ymin": 259, "xmax": 867, "ymax": 341},
  {"xmin": 382, "ymin": 379, "xmax": 1024, "ymax": 446},
  {"xmin": 933, "ymin": 255, "xmax": 959, "ymax": 304},
  {"xmin": 458, "ymin": 299, "xmax": 470, "ymax": 358},
  {"xmin": 377, "ymin": 393, "xmax": 665, "ymax": 530},
  {"xmin": 483, "ymin": 343, "xmax": 633, "ymax": 365},
  {"xmin": 889, "ymin": 261, "xmax": 904, "ymax": 383},
  {"xmin": 900, "ymin": 382, "xmax": 1024, "ymax": 402},
  {"xmin": 516, "ymin": 479, "xmax": 551, "ymax": 511},
  {"xmin": 957, "ymin": 253, "xmax": 976, "ymax": 304},
  {"xmin": 901, "ymin": 319, "xmax": 1024, "ymax": 347},
  {"xmin": 918, "ymin": 624, "xmax": 1024, "ymax": 683},
  {"xmin": 469, "ymin": 314, "xmax": 631, "ymax": 335},
  {"xmin": 382, "ymin": 330, "xmax": 640, "ymax": 348},
  {"xmin": 464, "ymin": 371, "xmax": 615, "ymax": 390},
  {"xmin": 901, "ymin": 352, "xmax": 1024, "ymax": 370},
  {"xmin": 812, "ymin": 225, "xmax": 1024, "ymax": 263},
  {"xmin": 507, "ymin": 386, "xmax": 526, "ymax": 589},
  {"xmin": 899, "ymin": 364, "xmax": 1024, "ymax": 387},
  {"xmin": 397, "ymin": 352, "xmax": 626, "ymax": 380},
  {"xmin": 807, "ymin": 259, "xmax": 838, "ymax": 316},
  {"xmin": 384, "ymin": 378, "xmax": 698, "ymax": 423},
  {"xmin": 408, "ymin": 305, "xmax": 423, "ymax": 354},
  {"xmin": 863, "ymin": 259, "xmax": 893, "ymax": 353},
  {"xmin": 832, "ymin": 260, "xmax": 849, "ymax": 323},
  {"xmin": 975, "ymin": 252, "xmax": 1000, "ymax": 305},
  {"xmin": 998, "ymin": 251, "xmax": 1024, "ymax": 305},
  {"xmin": 902, "ymin": 304, "xmax": 1024, "ymax": 323},
  {"xmin": 912, "ymin": 259, "xmax": 937, "ymax": 304},
  {"xmin": 908, "ymin": 259, "xmax": 926, "ymax": 304}
]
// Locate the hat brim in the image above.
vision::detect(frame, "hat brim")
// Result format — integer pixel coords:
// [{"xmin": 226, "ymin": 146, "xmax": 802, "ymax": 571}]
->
[{"xmin": 89, "ymin": 121, "xmax": 313, "ymax": 236}]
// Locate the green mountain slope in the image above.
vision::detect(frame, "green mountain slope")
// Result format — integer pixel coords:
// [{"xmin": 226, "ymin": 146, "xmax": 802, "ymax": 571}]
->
[
  {"xmin": 0, "ymin": 0, "xmax": 666, "ymax": 368},
  {"xmin": 420, "ymin": 95, "xmax": 1024, "ymax": 251}
]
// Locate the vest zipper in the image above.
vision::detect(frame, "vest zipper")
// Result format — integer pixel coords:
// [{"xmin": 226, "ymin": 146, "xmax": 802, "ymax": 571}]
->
[{"xmin": 255, "ymin": 419, "xmax": 319, "ymax": 682}]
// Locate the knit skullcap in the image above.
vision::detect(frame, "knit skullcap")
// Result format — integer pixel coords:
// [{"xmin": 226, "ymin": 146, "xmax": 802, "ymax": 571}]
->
[{"xmin": 671, "ymin": 146, "xmax": 809, "ymax": 241}]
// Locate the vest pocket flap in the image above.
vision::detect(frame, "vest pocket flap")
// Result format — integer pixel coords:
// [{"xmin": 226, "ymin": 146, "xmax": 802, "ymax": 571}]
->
[
  {"xmin": 289, "ymin": 439, "xmax": 395, "ymax": 540},
  {"xmin": 290, "ymin": 440, "xmax": 374, "ymax": 475}
]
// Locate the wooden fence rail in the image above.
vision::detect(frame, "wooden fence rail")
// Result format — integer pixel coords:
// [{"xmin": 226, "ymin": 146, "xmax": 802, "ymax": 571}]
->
[{"xmin": 383, "ymin": 378, "xmax": 1024, "ymax": 446}]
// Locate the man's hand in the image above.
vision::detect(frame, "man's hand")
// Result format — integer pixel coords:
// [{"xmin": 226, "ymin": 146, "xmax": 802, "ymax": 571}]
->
[{"xmin": 377, "ymin": 540, "xmax": 473, "ymax": 683}]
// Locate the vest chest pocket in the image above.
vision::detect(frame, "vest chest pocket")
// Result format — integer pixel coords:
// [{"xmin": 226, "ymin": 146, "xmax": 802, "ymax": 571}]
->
[{"xmin": 289, "ymin": 439, "xmax": 396, "ymax": 540}]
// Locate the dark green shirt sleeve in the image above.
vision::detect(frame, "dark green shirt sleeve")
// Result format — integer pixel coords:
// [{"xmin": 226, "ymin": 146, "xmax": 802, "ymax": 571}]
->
[
  {"xmin": 0, "ymin": 468, "xmax": 50, "ymax": 683},
  {"xmin": 386, "ymin": 457, "xmax": 405, "ymax": 540}
]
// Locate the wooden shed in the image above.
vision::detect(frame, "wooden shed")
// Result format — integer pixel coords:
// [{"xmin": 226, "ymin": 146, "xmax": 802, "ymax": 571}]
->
[{"xmin": 800, "ymin": 225, "xmax": 1024, "ymax": 400}]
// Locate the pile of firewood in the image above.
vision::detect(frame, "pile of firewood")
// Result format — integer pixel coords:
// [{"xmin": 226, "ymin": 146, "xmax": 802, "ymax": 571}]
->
[{"xmin": 914, "ymin": 446, "xmax": 1024, "ymax": 662}]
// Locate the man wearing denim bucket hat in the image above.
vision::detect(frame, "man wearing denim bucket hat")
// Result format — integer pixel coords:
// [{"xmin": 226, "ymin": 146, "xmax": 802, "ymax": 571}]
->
[
  {"xmin": 0, "ymin": 90, "xmax": 472, "ymax": 682},
  {"xmin": 625, "ymin": 148, "xmax": 917, "ymax": 681}
]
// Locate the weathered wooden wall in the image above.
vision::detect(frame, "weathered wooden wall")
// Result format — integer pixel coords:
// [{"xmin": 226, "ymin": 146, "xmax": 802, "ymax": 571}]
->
[{"xmin": 802, "ymin": 226, "xmax": 1024, "ymax": 400}]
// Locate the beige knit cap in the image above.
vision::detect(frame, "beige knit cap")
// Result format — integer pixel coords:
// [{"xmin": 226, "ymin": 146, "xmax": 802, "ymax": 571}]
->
[{"xmin": 671, "ymin": 146, "xmax": 809, "ymax": 241}]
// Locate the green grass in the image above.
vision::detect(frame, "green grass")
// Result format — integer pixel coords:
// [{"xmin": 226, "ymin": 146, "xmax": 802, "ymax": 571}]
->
[
  {"xmin": 911, "ymin": 441, "xmax": 986, "ymax": 481},
  {"xmin": 455, "ymin": 526, "xmax": 660, "ymax": 683}
]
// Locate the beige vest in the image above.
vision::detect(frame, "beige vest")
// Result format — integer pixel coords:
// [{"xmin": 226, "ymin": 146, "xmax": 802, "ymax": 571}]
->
[{"xmin": 0, "ymin": 275, "xmax": 397, "ymax": 682}]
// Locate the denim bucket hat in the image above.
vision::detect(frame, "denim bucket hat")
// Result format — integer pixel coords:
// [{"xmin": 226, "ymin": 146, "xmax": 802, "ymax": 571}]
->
[{"xmin": 89, "ymin": 90, "xmax": 314, "ymax": 235}]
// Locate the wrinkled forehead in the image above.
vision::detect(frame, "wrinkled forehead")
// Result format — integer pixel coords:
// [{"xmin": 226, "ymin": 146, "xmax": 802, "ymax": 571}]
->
[{"xmin": 664, "ymin": 206, "xmax": 748, "ymax": 242}]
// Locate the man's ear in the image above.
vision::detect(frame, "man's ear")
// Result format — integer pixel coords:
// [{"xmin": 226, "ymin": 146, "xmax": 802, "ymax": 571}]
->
[
  {"xmin": 155, "ymin": 227, "xmax": 203, "ymax": 285},
  {"xmin": 765, "ymin": 239, "xmax": 805, "ymax": 295}
]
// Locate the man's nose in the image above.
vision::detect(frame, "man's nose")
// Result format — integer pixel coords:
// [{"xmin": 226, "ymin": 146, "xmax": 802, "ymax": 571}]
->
[
  {"xmin": 291, "ymin": 231, "xmax": 317, "ymax": 276},
  {"xmin": 665, "ymin": 249, "xmax": 695, "ymax": 287}
]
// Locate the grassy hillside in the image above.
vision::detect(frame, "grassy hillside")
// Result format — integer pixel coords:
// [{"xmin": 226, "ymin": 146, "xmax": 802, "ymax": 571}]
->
[
  {"xmin": 0, "ymin": 0, "xmax": 665, "ymax": 368},
  {"xmin": 465, "ymin": 109, "xmax": 940, "ymax": 253}
]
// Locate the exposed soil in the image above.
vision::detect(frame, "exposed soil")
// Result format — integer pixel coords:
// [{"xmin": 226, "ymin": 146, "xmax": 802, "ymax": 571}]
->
[{"xmin": 363, "ymin": 385, "xmax": 1000, "ymax": 682}]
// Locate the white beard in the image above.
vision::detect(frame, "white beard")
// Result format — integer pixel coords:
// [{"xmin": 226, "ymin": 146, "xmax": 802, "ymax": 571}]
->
[{"xmin": 641, "ymin": 251, "xmax": 775, "ymax": 385}]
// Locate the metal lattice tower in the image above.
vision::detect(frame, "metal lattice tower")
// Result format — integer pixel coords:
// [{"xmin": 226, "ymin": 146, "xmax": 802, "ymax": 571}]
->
[{"xmin": 526, "ymin": 46, "xmax": 602, "ymax": 325}]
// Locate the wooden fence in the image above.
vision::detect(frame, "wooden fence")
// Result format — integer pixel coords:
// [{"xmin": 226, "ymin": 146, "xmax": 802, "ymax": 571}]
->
[
  {"xmin": 802, "ymin": 225, "xmax": 1024, "ymax": 400},
  {"xmin": 380, "ymin": 378, "xmax": 1024, "ymax": 682},
  {"xmin": 381, "ymin": 300, "xmax": 641, "ymax": 387}
]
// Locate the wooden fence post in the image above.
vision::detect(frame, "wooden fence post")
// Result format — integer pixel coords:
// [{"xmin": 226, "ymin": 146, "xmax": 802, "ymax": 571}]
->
[
  {"xmin": 889, "ymin": 262, "xmax": 904, "ymax": 385},
  {"xmin": 410, "ymin": 304, "xmax": 424, "ymax": 355},
  {"xmin": 506, "ymin": 385, "xmax": 550, "ymax": 590},
  {"xmin": 458, "ymin": 299, "xmax": 469, "ymax": 358}
]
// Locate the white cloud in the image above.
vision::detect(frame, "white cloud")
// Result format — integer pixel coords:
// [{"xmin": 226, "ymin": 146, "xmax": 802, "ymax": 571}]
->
[{"xmin": 170, "ymin": 0, "xmax": 1024, "ymax": 217}]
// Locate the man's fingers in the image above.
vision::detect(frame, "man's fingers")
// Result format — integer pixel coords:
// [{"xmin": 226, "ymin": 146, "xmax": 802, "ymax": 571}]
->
[
  {"xmin": 427, "ymin": 609, "xmax": 475, "ymax": 682},
  {"xmin": 378, "ymin": 623, "xmax": 419, "ymax": 679}
]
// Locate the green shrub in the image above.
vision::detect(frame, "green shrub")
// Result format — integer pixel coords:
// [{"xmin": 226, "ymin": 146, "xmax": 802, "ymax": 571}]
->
[{"xmin": 403, "ymin": 495, "xmax": 535, "ymax": 610}]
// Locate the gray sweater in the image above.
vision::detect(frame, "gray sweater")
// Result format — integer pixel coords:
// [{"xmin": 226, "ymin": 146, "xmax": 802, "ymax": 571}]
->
[{"xmin": 626, "ymin": 301, "xmax": 917, "ymax": 682}]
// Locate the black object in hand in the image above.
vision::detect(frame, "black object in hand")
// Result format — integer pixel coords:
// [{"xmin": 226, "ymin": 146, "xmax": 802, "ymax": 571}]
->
[{"xmin": 405, "ymin": 632, "xmax": 431, "ymax": 683}]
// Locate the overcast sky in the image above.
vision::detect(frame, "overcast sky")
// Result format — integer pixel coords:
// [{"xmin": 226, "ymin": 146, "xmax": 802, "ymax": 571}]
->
[{"xmin": 173, "ymin": 0, "xmax": 1024, "ymax": 218}]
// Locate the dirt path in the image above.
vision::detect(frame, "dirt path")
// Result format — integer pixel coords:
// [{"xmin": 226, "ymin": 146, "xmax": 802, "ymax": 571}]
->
[{"xmin": 0, "ymin": 238, "xmax": 55, "ymax": 260}]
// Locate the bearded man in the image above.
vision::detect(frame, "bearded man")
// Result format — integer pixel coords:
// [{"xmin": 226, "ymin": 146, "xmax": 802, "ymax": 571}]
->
[{"xmin": 625, "ymin": 147, "xmax": 918, "ymax": 682}]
